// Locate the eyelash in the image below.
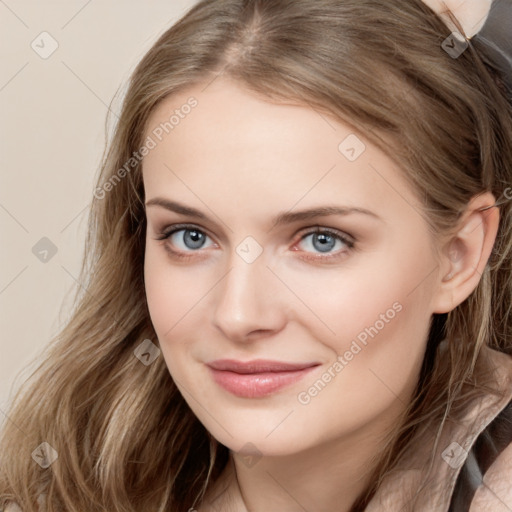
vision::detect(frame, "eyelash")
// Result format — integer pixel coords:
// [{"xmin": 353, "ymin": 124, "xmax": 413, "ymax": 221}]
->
[{"xmin": 155, "ymin": 223, "xmax": 356, "ymax": 263}]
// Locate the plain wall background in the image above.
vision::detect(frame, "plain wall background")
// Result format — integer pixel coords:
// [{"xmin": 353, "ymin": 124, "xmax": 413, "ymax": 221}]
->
[{"xmin": 0, "ymin": 0, "xmax": 198, "ymax": 427}]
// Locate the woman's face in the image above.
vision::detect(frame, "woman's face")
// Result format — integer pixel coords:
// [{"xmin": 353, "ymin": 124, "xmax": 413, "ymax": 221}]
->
[{"xmin": 142, "ymin": 77, "xmax": 444, "ymax": 456}]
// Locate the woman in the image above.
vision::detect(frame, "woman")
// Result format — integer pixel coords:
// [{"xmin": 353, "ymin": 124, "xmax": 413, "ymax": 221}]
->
[{"xmin": 1, "ymin": 0, "xmax": 511, "ymax": 510}]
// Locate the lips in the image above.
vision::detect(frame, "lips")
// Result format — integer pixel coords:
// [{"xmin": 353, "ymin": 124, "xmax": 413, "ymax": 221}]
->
[
  {"xmin": 207, "ymin": 358, "xmax": 319, "ymax": 373},
  {"xmin": 206, "ymin": 359, "xmax": 320, "ymax": 398}
]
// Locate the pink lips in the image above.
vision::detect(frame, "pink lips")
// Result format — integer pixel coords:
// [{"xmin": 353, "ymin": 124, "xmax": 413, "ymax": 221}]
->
[{"xmin": 206, "ymin": 359, "xmax": 320, "ymax": 398}]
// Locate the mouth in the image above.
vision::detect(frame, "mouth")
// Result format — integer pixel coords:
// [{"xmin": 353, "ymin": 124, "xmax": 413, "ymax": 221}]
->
[{"xmin": 206, "ymin": 359, "xmax": 320, "ymax": 398}]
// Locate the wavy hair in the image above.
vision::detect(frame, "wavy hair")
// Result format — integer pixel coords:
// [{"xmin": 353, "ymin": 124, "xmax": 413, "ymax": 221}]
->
[{"xmin": 1, "ymin": 0, "xmax": 511, "ymax": 510}]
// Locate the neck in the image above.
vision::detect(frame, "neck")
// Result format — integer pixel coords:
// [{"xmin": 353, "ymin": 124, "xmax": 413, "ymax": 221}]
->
[{"xmin": 200, "ymin": 399, "xmax": 406, "ymax": 512}]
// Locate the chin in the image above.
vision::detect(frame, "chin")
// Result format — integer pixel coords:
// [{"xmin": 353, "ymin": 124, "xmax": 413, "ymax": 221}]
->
[{"xmin": 205, "ymin": 422, "xmax": 312, "ymax": 459}]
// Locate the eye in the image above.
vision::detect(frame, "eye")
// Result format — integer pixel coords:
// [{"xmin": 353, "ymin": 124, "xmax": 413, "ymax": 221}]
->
[
  {"xmin": 293, "ymin": 227, "xmax": 355, "ymax": 261},
  {"xmin": 156, "ymin": 224, "xmax": 216, "ymax": 259},
  {"xmin": 154, "ymin": 223, "xmax": 355, "ymax": 262}
]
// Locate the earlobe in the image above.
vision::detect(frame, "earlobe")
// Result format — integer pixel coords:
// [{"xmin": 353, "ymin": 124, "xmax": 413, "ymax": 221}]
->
[{"xmin": 432, "ymin": 193, "xmax": 500, "ymax": 314}]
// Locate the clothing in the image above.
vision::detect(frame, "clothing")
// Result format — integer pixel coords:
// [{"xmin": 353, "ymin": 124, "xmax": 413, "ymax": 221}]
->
[
  {"xmin": 472, "ymin": 0, "xmax": 512, "ymax": 97},
  {"xmin": 365, "ymin": 344, "xmax": 512, "ymax": 512}
]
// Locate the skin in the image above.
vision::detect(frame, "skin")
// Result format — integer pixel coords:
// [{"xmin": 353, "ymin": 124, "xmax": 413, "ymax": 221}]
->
[{"xmin": 142, "ymin": 77, "xmax": 499, "ymax": 512}]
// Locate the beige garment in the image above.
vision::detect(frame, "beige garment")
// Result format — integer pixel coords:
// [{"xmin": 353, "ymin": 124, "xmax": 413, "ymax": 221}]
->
[{"xmin": 366, "ymin": 345, "xmax": 512, "ymax": 512}]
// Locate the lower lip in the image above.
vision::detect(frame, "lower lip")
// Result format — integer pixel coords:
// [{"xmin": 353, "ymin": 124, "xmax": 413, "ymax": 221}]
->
[{"xmin": 207, "ymin": 366, "xmax": 318, "ymax": 398}]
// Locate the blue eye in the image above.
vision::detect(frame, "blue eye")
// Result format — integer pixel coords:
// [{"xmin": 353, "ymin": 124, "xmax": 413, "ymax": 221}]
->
[
  {"xmin": 156, "ymin": 224, "xmax": 355, "ymax": 262},
  {"xmin": 294, "ymin": 228, "xmax": 354, "ymax": 261},
  {"xmin": 301, "ymin": 231, "xmax": 343, "ymax": 252},
  {"xmin": 160, "ymin": 227, "xmax": 214, "ymax": 252}
]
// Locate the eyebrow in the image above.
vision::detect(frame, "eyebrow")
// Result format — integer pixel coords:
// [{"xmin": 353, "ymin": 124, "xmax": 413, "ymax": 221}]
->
[{"xmin": 145, "ymin": 198, "xmax": 383, "ymax": 227}]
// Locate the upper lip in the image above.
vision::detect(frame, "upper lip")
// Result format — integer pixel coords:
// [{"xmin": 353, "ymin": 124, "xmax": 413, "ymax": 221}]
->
[{"xmin": 206, "ymin": 359, "xmax": 320, "ymax": 374}]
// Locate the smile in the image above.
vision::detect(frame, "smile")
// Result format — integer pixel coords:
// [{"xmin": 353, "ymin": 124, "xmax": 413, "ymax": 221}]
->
[{"xmin": 206, "ymin": 359, "xmax": 320, "ymax": 398}]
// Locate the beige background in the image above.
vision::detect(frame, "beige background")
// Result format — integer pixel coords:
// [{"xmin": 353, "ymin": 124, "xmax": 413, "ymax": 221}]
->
[{"xmin": 0, "ymin": 0, "xmax": 197, "ymax": 425}]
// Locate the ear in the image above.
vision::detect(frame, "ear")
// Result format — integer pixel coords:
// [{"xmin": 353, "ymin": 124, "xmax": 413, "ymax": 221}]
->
[{"xmin": 431, "ymin": 191, "xmax": 500, "ymax": 314}]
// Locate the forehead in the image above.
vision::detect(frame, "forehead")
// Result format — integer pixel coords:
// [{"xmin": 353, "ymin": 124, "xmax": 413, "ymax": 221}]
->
[
  {"xmin": 142, "ymin": 78, "xmax": 422, "ymax": 223},
  {"xmin": 145, "ymin": 79, "xmax": 343, "ymax": 160}
]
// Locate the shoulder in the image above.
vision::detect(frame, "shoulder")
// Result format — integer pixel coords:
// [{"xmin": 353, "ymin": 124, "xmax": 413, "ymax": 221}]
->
[
  {"xmin": 465, "ymin": 394, "xmax": 512, "ymax": 511},
  {"xmin": 449, "ymin": 353, "xmax": 512, "ymax": 512},
  {"xmin": 469, "ymin": 441, "xmax": 512, "ymax": 511}
]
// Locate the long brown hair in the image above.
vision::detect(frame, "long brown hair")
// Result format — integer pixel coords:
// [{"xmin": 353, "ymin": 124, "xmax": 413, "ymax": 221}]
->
[{"xmin": 1, "ymin": 0, "xmax": 511, "ymax": 510}]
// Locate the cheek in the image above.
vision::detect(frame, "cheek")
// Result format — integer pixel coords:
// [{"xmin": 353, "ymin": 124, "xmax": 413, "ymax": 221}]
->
[
  {"xmin": 144, "ymin": 249, "xmax": 197, "ymax": 381},
  {"xmin": 286, "ymin": 243, "xmax": 435, "ymax": 414},
  {"xmin": 144, "ymin": 247, "xmax": 191, "ymax": 337},
  {"xmin": 281, "ymin": 239, "xmax": 435, "ymax": 348},
  {"xmin": 144, "ymin": 245, "xmax": 225, "ymax": 383},
  {"xmin": 287, "ymin": 254, "xmax": 434, "ymax": 433},
  {"xmin": 143, "ymin": 245, "xmax": 215, "ymax": 353}
]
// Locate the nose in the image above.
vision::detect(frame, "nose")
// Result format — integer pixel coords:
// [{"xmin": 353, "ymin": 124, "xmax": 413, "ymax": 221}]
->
[{"xmin": 212, "ymin": 251, "xmax": 287, "ymax": 342}]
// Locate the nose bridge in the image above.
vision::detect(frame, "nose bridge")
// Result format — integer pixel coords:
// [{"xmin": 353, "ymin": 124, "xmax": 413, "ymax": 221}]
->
[{"xmin": 212, "ymin": 244, "xmax": 284, "ymax": 339}]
